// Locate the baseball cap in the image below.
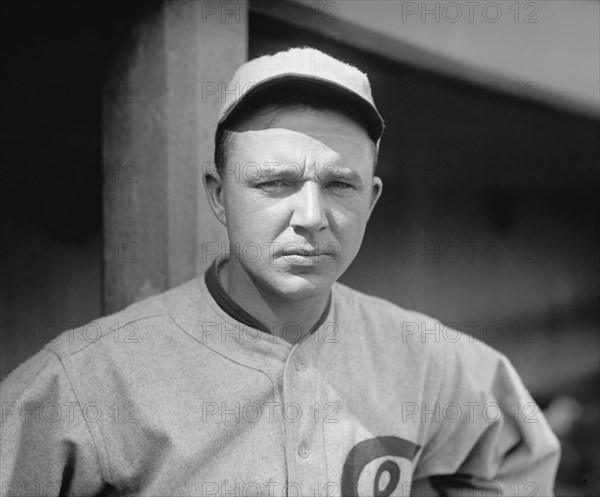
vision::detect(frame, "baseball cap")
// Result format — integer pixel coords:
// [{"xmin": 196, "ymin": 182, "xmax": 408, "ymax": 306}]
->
[{"xmin": 217, "ymin": 47, "xmax": 385, "ymax": 144}]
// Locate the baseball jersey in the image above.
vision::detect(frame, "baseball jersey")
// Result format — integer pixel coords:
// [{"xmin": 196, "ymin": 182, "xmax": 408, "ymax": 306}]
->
[{"xmin": 0, "ymin": 258, "xmax": 560, "ymax": 496}]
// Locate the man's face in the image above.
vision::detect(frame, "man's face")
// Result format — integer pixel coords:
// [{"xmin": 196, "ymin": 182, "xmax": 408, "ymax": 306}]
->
[{"xmin": 211, "ymin": 105, "xmax": 382, "ymax": 300}]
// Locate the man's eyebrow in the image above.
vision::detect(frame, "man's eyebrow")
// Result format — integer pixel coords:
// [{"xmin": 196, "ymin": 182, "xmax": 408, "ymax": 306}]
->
[
  {"xmin": 243, "ymin": 163, "xmax": 301, "ymax": 181},
  {"xmin": 243, "ymin": 162, "xmax": 364, "ymax": 185},
  {"xmin": 319, "ymin": 167, "xmax": 363, "ymax": 185}
]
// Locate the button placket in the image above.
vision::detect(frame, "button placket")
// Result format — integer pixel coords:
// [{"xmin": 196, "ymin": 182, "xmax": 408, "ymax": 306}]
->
[{"xmin": 282, "ymin": 342, "xmax": 330, "ymax": 494}]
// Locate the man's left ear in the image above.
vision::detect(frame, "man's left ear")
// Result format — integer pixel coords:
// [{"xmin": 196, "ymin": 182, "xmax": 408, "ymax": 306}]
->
[{"xmin": 368, "ymin": 176, "xmax": 383, "ymax": 218}]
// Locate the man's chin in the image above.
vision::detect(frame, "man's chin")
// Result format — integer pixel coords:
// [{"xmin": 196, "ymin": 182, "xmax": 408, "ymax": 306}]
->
[{"xmin": 262, "ymin": 271, "xmax": 334, "ymax": 301}]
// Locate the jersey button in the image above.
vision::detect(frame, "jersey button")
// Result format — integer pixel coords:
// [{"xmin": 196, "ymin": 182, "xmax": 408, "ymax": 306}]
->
[
  {"xmin": 298, "ymin": 444, "xmax": 311, "ymax": 459},
  {"xmin": 295, "ymin": 359, "xmax": 306, "ymax": 372}
]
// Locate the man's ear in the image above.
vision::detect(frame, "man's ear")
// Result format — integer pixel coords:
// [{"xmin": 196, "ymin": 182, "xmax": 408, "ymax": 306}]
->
[
  {"xmin": 367, "ymin": 176, "xmax": 383, "ymax": 219},
  {"xmin": 203, "ymin": 165, "xmax": 227, "ymax": 226}
]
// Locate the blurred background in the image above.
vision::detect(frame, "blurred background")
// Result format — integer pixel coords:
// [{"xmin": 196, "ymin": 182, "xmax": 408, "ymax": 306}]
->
[{"xmin": 1, "ymin": 1, "xmax": 598, "ymax": 495}]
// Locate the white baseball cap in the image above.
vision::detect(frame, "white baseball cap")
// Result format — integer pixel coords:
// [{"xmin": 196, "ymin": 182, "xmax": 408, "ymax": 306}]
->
[{"xmin": 217, "ymin": 47, "xmax": 385, "ymax": 143}]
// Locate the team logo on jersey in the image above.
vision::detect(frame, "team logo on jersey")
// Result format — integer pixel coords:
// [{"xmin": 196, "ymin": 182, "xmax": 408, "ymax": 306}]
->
[{"xmin": 341, "ymin": 436, "xmax": 420, "ymax": 496}]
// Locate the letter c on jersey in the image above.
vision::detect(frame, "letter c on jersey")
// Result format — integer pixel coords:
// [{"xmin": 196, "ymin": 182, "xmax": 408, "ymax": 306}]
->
[{"xmin": 341, "ymin": 436, "xmax": 420, "ymax": 497}]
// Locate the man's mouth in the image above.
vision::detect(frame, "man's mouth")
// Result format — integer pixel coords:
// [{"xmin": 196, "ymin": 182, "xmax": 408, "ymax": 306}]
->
[
  {"xmin": 277, "ymin": 245, "xmax": 337, "ymax": 265},
  {"xmin": 281, "ymin": 246, "xmax": 336, "ymax": 257}
]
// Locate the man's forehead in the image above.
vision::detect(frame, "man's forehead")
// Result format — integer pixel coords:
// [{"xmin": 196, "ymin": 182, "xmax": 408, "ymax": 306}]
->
[
  {"xmin": 228, "ymin": 128, "xmax": 370, "ymax": 165},
  {"xmin": 227, "ymin": 105, "xmax": 373, "ymax": 161}
]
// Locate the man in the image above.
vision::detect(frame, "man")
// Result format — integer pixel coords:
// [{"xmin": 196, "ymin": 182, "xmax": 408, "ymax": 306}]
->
[{"xmin": 1, "ymin": 48, "xmax": 559, "ymax": 496}]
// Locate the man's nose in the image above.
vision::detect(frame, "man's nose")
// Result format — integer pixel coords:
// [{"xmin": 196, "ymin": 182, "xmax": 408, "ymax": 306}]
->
[{"xmin": 290, "ymin": 182, "xmax": 328, "ymax": 233}]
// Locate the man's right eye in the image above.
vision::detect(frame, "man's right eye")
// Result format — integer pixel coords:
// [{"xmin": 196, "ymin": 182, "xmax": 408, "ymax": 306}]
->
[{"xmin": 258, "ymin": 180, "xmax": 287, "ymax": 190}]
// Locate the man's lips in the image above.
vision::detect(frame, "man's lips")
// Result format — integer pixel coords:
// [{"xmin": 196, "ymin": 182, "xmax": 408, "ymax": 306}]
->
[
  {"xmin": 280, "ymin": 246, "xmax": 336, "ymax": 257},
  {"xmin": 272, "ymin": 246, "xmax": 337, "ymax": 267},
  {"xmin": 282, "ymin": 250, "xmax": 331, "ymax": 257}
]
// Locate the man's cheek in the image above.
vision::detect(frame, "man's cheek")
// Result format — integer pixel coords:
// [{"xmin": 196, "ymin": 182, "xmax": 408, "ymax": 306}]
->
[{"xmin": 339, "ymin": 230, "xmax": 364, "ymax": 263}]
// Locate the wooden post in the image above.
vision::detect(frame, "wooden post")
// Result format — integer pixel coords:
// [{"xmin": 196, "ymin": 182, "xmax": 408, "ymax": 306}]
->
[{"xmin": 103, "ymin": 0, "xmax": 246, "ymax": 313}]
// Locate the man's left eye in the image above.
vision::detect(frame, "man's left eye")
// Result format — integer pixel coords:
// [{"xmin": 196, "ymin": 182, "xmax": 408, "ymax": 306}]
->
[{"xmin": 328, "ymin": 181, "xmax": 353, "ymax": 190}]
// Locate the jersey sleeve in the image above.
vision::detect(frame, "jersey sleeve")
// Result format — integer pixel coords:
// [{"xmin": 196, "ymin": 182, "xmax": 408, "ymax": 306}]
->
[
  {"xmin": 411, "ymin": 339, "xmax": 561, "ymax": 497},
  {"xmin": 0, "ymin": 349, "xmax": 105, "ymax": 496}
]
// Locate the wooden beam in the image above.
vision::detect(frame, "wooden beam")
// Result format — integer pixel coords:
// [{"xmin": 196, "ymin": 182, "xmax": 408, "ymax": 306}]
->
[
  {"xmin": 250, "ymin": 0, "xmax": 598, "ymax": 119},
  {"xmin": 103, "ymin": 0, "xmax": 244, "ymax": 313}
]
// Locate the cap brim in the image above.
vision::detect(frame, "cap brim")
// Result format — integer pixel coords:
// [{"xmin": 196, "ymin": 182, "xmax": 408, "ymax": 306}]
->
[{"xmin": 218, "ymin": 74, "xmax": 384, "ymax": 143}]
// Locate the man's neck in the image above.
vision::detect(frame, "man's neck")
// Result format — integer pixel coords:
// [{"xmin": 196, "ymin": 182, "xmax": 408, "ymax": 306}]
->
[{"xmin": 219, "ymin": 257, "xmax": 330, "ymax": 344}]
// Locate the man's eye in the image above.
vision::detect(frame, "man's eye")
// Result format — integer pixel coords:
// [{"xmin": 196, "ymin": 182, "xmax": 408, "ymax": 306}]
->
[
  {"xmin": 258, "ymin": 179, "xmax": 287, "ymax": 190},
  {"xmin": 328, "ymin": 181, "xmax": 353, "ymax": 190}
]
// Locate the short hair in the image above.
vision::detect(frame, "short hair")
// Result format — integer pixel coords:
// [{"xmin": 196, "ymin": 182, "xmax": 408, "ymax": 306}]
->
[{"xmin": 214, "ymin": 84, "xmax": 379, "ymax": 178}]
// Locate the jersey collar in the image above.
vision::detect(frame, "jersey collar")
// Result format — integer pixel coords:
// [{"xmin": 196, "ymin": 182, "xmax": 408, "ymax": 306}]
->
[{"xmin": 204, "ymin": 256, "xmax": 332, "ymax": 336}]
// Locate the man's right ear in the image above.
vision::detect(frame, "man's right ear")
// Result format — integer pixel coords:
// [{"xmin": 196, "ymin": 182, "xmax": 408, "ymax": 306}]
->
[{"xmin": 203, "ymin": 165, "xmax": 227, "ymax": 226}]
